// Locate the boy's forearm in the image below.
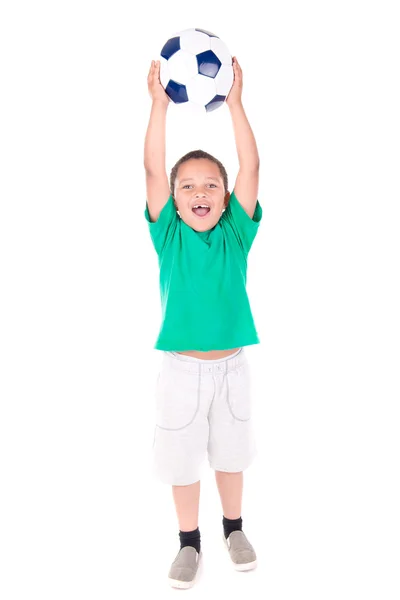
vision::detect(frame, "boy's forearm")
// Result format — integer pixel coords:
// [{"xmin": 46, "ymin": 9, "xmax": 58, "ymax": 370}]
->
[
  {"xmin": 144, "ymin": 101, "xmax": 168, "ymax": 174},
  {"xmin": 228, "ymin": 102, "xmax": 260, "ymax": 171}
]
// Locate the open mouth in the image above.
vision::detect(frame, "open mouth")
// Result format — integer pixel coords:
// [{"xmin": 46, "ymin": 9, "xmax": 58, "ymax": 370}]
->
[{"xmin": 192, "ymin": 204, "xmax": 211, "ymax": 217}]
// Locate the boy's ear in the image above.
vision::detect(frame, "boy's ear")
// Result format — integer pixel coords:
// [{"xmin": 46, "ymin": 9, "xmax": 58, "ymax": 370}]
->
[{"xmin": 224, "ymin": 191, "xmax": 231, "ymax": 207}]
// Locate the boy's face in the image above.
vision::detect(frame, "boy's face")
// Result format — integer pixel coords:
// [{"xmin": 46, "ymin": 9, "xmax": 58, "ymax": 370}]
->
[{"xmin": 174, "ymin": 159, "xmax": 230, "ymax": 231}]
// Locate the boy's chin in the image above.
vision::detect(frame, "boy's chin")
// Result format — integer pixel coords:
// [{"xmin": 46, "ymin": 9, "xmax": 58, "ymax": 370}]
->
[
  {"xmin": 180, "ymin": 211, "xmax": 218, "ymax": 231},
  {"xmin": 190, "ymin": 216, "xmax": 218, "ymax": 231}
]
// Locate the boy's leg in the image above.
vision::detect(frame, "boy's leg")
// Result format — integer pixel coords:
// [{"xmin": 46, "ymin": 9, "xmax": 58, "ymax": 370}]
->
[
  {"xmin": 214, "ymin": 471, "xmax": 243, "ymax": 519},
  {"xmin": 152, "ymin": 353, "xmax": 211, "ymax": 588},
  {"xmin": 215, "ymin": 469, "xmax": 257, "ymax": 570},
  {"xmin": 168, "ymin": 481, "xmax": 202, "ymax": 588},
  {"xmin": 172, "ymin": 480, "xmax": 201, "ymax": 531},
  {"xmin": 208, "ymin": 351, "xmax": 257, "ymax": 570}
]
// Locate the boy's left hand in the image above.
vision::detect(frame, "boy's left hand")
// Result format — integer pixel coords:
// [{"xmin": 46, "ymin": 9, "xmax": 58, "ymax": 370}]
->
[{"xmin": 226, "ymin": 57, "xmax": 243, "ymax": 108}]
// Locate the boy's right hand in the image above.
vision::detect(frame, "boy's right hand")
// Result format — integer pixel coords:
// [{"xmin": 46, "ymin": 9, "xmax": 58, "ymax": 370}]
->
[{"xmin": 147, "ymin": 60, "xmax": 170, "ymax": 107}]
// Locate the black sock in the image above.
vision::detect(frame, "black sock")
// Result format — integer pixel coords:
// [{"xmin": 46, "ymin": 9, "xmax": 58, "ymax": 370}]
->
[
  {"xmin": 179, "ymin": 527, "xmax": 201, "ymax": 554},
  {"xmin": 223, "ymin": 516, "xmax": 243, "ymax": 539}
]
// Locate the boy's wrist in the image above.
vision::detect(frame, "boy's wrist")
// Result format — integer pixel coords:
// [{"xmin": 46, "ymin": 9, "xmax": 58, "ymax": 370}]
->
[
  {"xmin": 227, "ymin": 100, "xmax": 244, "ymax": 112},
  {"xmin": 152, "ymin": 98, "xmax": 170, "ymax": 110}
]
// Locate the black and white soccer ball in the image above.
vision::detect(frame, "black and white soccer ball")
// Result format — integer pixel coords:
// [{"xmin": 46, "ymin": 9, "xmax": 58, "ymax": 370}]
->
[{"xmin": 159, "ymin": 28, "xmax": 234, "ymax": 113}]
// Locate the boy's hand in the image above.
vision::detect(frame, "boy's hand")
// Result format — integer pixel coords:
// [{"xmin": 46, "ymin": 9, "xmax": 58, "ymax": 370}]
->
[
  {"xmin": 226, "ymin": 57, "xmax": 243, "ymax": 108},
  {"xmin": 147, "ymin": 60, "xmax": 170, "ymax": 107}
]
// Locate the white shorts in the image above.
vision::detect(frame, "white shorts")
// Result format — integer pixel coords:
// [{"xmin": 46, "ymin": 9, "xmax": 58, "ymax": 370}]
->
[{"xmin": 152, "ymin": 347, "xmax": 257, "ymax": 486}]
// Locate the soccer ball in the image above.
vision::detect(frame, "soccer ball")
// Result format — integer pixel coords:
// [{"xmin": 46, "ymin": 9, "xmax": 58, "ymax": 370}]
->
[{"xmin": 159, "ymin": 28, "xmax": 234, "ymax": 113}]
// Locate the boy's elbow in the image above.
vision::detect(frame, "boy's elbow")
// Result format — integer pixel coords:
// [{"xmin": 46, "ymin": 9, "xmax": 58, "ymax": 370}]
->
[
  {"xmin": 144, "ymin": 158, "xmax": 152, "ymax": 173},
  {"xmin": 239, "ymin": 153, "xmax": 260, "ymax": 172},
  {"xmin": 239, "ymin": 161, "xmax": 260, "ymax": 175},
  {"xmin": 144, "ymin": 163, "xmax": 157, "ymax": 177},
  {"xmin": 252, "ymin": 156, "xmax": 260, "ymax": 171},
  {"xmin": 144, "ymin": 161, "xmax": 165, "ymax": 178}
]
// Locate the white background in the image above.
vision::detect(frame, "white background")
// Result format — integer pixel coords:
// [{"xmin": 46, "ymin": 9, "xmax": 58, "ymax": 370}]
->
[{"xmin": 1, "ymin": 0, "xmax": 399, "ymax": 598}]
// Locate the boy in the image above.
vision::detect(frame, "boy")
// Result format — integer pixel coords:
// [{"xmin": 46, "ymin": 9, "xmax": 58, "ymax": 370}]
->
[{"xmin": 144, "ymin": 57, "xmax": 262, "ymax": 589}]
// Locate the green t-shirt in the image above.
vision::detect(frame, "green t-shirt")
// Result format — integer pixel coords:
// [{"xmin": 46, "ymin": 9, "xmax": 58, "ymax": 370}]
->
[{"xmin": 144, "ymin": 190, "xmax": 262, "ymax": 351}]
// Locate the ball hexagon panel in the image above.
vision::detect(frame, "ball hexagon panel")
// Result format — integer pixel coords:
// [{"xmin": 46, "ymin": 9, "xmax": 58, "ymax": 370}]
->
[
  {"xmin": 168, "ymin": 51, "xmax": 198, "ymax": 85},
  {"xmin": 186, "ymin": 75, "xmax": 217, "ymax": 106},
  {"xmin": 215, "ymin": 65, "xmax": 234, "ymax": 95},
  {"xmin": 159, "ymin": 57, "xmax": 171, "ymax": 89},
  {"xmin": 179, "ymin": 29, "xmax": 211, "ymax": 55},
  {"xmin": 195, "ymin": 28, "xmax": 218, "ymax": 37},
  {"xmin": 175, "ymin": 101, "xmax": 207, "ymax": 117}
]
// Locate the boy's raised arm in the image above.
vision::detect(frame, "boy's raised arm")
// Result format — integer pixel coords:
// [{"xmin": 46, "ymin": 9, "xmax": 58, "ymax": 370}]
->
[
  {"xmin": 144, "ymin": 60, "xmax": 171, "ymax": 222},
  {"xmin": 226, "ymin": 58, "xmax": 260, "ymax": 219}
]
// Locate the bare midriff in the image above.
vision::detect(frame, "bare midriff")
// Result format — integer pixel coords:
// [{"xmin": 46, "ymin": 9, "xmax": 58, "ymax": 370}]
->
[{"xmin": 176, "ymin": 348, "xmax": 241, "ymax": 360}]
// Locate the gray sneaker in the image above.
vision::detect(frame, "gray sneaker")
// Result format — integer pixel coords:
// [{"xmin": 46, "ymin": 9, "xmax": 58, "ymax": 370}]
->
[
  {"xmin": 168, "ymin": 546, "xmax": 201, "ymax": 589},
  {"xmin": 224, "ymin": 530, "xmax": 257, "ymax": 571}
]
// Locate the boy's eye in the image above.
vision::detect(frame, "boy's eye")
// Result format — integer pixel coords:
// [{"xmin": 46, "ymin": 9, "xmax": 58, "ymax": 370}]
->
[{"xmin": 182, "ymin": 184, "xmax": 217, "ymax": 189}]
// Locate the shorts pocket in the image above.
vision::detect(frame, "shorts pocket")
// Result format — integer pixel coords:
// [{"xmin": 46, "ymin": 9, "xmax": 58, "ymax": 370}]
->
[
  {"xmin": 155, "ymin": 366, "xmax": 200, "ymax": 430},
  {"xmin": 226, "ymin": 362, "xmax": 252, "ymax": 422}
]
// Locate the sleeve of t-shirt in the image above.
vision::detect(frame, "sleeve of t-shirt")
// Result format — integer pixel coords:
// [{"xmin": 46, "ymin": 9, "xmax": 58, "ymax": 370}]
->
[
  {"xmin": 144, "ymin": 195, "xmax": 178, "ymax": 255},
  {"xmin": 222, "ymin": 189, "xmax": 263, "ymax": 254}
]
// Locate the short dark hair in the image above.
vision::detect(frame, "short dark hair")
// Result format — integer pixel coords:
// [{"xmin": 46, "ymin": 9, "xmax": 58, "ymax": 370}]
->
[{"xmin": 169, "ymin": 149, "xmax": 228, "ymax": 197}]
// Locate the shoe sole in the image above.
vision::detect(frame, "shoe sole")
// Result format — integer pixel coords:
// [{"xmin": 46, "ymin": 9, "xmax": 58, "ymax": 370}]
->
[
  {"xmin": 168, "ymin": 550, "xmax": 202, "ymax": 589},
  {"xmin": 168, "ymin": 577, "xmax": 195, "ymax": 589},
  {"xmin": 223, "ymin": 533, "xmax": 258, "ymax": 571}
]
